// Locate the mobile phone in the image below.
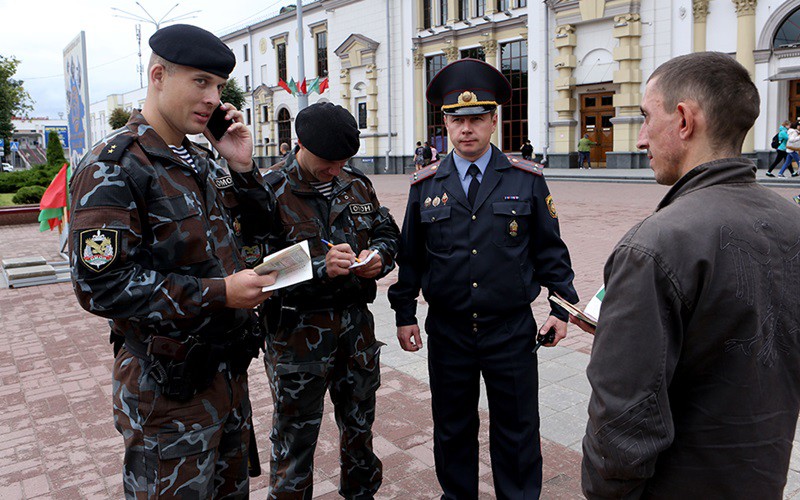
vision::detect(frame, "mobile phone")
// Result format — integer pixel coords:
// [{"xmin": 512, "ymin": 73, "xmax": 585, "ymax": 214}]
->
[{"xmin": 207, "ymin": 104, "xmax": 234, "ymax": 141}]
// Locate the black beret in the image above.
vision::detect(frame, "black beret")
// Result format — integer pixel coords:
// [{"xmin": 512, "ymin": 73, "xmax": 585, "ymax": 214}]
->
[
  {"xmin": 149, "ymin": 24, "xmax": 236, "ymax": 79},
  {"xmin": 426, "ymin": 58, "xmax": 512, "ymax": 116},
  {"xmin": 296, "ymin": 103, "xmax": 360, "ymax": 161}
]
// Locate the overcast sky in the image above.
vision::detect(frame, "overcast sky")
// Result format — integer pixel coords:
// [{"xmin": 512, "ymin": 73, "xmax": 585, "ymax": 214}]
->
[{"xmin": 2, "ymin": 0, "xmax": 297, "ymax": 119}]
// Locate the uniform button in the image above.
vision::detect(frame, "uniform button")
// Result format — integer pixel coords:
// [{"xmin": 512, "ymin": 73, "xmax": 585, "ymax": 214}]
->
[
  {"xmin": 512, "ymin": 209, "xmax": 517, "ymax": 215},
  {"xmin": 472, "ymin": 215, "xmax": 477, "ymax": 221},
  {"xmin": 431, "ymin": 216, "xmax": 436, "ymax": 221},
  {"xmin": 472, "ymin": 249, "xmax": 477, "ymax": 255},
  {"xmin": 472, "ymin": 282, "xmax": 478, "ymax": 288},
  {"xmin": 472, "ymin": 313, "xmax": 478, "ymax": 319}
]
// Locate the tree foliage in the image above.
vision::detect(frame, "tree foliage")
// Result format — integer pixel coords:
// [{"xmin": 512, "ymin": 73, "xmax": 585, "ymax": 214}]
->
[
  {"xmin": 221, "ymin": 78, "xmax": 246, "ymax": 112},
  {"xmin": 46, "ymin": 130, "xmax": 66, "ymax": 166},
  {"xmin": 0, "ymin": 56, "xmax": 33, "ymax": 158},
  {"xmin": 109, "ymin": 107, "xmax": 131, "ymax": 129}
]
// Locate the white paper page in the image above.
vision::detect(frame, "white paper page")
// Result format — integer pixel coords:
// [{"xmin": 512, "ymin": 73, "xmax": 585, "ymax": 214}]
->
[
  {"xmin": 348, "ymin": 249, "xmax": 379, "ymax": 269},
  {"xmin": 258, "ymin": 240, "xmax": 314, "ymax": 291}
]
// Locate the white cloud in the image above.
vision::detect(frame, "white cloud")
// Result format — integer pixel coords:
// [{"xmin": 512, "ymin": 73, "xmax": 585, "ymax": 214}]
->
[{"xmin": 1, "ymin": 0, "xmax": 295, "ymax": 118}]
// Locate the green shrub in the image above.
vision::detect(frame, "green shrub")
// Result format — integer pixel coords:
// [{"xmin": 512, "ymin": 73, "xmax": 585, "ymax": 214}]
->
[
  {"xmin": 12, "ymin": 185, "xmax": 46, "ymax": 204},
  {"xmin": 0, "ymin": 163, "xmax": 63, "ymax": 193}
]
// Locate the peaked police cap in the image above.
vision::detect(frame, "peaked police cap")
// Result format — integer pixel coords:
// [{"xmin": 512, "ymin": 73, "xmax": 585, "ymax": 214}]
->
[{"xmin": 426, "ymin": 58, "xmax": 512, "ymax": 116}]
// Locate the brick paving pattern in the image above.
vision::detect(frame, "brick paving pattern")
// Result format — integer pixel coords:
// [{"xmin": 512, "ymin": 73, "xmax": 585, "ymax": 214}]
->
[{"xmin": 1, "ymin": 173, "xmax": 798, "ymax": 498}]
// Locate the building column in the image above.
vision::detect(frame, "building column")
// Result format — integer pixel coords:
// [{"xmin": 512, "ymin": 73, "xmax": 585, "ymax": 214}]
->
[
  {"xmin": 609, "ymin": 13, "xmax": 644, "ymax": 168},
  {"xmin": 443, "ymin": 45, "xmax": 459, "ymax": 63},
  {"xmin": 734, "ymin": 0, "xmax": 757, "ymax": 153},
  {"xmin": 447, "ymin": 0, "xmax": 458, "ymax": 24},
  {"xmin": 552, "ymin": 24, "xmax": 577, "ymax": 156},
  {"xmin": 366, "ymin": 63, "xmax": 380, "ymax": 156},
  {"xmin": 692, "ymin": 0, "xmax": 710, "ymax": 52},
  {"xmin": 413, "ymin": 51, "xmax": 425, "ymax": 147},
  {"xmin": 340, "ymin": 68, "xmax": 351, "ymax": 113},
  {"xmin": 481, "ymin": 38, "xmax": 501, "ymax": 148}
]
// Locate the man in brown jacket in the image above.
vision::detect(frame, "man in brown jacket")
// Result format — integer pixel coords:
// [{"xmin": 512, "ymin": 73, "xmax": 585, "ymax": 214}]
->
[{"xmin": 573, "ymin": 52, "xmax": 800, "ymax": 499}]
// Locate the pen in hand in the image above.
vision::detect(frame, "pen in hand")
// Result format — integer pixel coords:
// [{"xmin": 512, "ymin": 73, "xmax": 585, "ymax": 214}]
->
[{"xmin": 321, "ymin": 238, "xmax": 362, "ymax": 263}]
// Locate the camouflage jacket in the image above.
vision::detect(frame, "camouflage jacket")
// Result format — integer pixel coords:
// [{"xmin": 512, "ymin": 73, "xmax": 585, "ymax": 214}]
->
[
  {"xmin": 263, "ymin": 159, "xmax": 399, "ymax": 308},
  {"xmin": 69, "ymin": 111, "xmax": 275, "ymax": 345}
]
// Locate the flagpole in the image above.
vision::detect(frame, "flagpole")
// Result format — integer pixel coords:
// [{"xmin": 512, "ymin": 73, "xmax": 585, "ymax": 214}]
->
[{"xmin": 296, "ymin": 0, "xmax": 308, "ymax": 110}]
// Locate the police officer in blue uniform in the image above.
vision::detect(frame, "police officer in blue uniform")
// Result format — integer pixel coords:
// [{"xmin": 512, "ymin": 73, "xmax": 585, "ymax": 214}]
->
[{"xmin": 388, "ymin": 58, "xmax": 579, "ymax": 499}]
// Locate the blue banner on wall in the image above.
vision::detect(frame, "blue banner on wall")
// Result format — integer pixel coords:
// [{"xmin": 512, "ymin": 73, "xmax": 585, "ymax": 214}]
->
[{"xmin": 44, "ymin": 126, "xmax": 69, "ymax": 149}]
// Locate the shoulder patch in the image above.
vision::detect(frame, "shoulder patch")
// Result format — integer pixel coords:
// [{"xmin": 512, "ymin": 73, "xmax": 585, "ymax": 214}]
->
[
  {"xmin": 509, "ymin": 157, "xmax": 543, "ymax": 176},
  {"xmin": 97, "ymin": 134, "xmax": 136, "ymax": 162},
  {"xmin": 410, "ymin": 161, "xmax": 440, "ymax": 185}
]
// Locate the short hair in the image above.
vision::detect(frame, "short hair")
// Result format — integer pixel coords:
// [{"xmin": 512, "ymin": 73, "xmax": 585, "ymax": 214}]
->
[
  {"xmin": 648, "ymin": 52, "xmax": 759, "ymax": 152},
  {"xmin": 416, "ymin": 141, "xmax": 421, "ymax": 146},
  {"xmin": 279, "ymin": 142, "xmax": 289, "ymax": 152},
  {"xmin": 148, "ymin": 53, "xmax": 176, "ymax": 75}
]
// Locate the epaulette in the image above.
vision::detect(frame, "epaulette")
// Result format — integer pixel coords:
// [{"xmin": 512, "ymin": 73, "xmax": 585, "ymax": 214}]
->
[
  {"xmin": 508, "ymin": 157, "xmax": 543, "ymax": 176},
  {"xmin": 410, "ymin": 161, "xmax": 440, "ymax": 185},
  {"xmin": 190, "ymin": 141, "xmax": 214, "ymax": 158},
  {"xmin": 97, "ymin": 133, "xmax": 136, "ymax": 162},
  {"xmin": 263, "ymin": 169, "xmax": 286, "ymax": 188},
  {"xmin": 343, "ymin": 164, "xmax": 369, "ymax": 180}
]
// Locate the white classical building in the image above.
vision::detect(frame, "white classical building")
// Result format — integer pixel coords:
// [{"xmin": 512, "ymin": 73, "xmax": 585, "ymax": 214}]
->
[{"xmin": 85, "ymin": 0, "xmax": 800, "ymax": 170}]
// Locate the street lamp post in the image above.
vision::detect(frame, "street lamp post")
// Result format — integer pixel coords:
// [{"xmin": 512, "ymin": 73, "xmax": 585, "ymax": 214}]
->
[{"xmin": 111, "ymin": 2, "xmax": 200, "ymax": 88}]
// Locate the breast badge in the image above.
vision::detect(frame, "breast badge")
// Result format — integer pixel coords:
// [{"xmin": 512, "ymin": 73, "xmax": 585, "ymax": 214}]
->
[
  {"xmin": 433, "ymin": 196, "xmax": 441, "ymax": 207},
  {"xmin": 80, "ymin": 229, "xmax": 119, "ymax": 272},
  {"xmin": 508, "ymin": 220, "xmax": 519, "ymax": 237},
  {"xmin": 546, "ymin": 195, "xmax": 558, "ymax": 219},
  {"xmin": 442, "ymin": 192, "xmax": 449, "ymax": 205},
  {"xmin": 242, "ymin": 245, "xmax": 263, "ymax": 267},
  {"xmin": 424, "ymin": 197, "xmax": 432, "ymax": 208}
]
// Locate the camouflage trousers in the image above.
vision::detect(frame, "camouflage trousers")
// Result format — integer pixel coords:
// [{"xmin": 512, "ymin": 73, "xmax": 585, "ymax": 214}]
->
[
  {"xmin": 265, "ymin": 305, "xmax": 383, "ymax": 499},
  {"xmin": 112, "ymin": 348, "xmax": 252, "ymax": 499}
]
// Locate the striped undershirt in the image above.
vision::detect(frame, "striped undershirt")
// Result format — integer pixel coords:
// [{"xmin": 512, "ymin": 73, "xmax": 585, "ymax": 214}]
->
[
  {"xmin": 310, "ymin": 180, "xmax": 335, "ymax": 198},
  {"xmin": 169, "ymin": 145, "xmax": 195, "ymax": 168}
]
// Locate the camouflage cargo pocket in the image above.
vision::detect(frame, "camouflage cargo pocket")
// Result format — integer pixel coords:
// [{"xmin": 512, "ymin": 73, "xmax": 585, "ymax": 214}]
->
[
  {"xmin": 156, "ymin": 420, "xmax": 223, "ymax": 495},
  {"xmin": 273, "ymin": 361, "xmax": 329, "ymax": 417},
  {"xmin": 350, "ymin": 341, "xmax": 385, "ymax": 399}
]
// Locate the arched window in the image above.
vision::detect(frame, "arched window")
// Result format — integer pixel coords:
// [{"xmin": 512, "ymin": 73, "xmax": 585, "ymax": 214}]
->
[
  {"xmin": 774, "ymin": 8, "xmax": 800, "ymax": 49},
  {"xmin": 277, "ymin": 109, "xmax": 292, "ymax": 149}
]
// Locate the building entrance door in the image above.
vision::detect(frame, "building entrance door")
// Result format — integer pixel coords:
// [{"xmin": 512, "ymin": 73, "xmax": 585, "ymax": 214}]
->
[
  {"xmin": 580, "ymin": 92, "xmax": 615, "ymax": 167},
  {"xmin": 790, "ymin": 80, "xmax": 800, "ymax": 122}
]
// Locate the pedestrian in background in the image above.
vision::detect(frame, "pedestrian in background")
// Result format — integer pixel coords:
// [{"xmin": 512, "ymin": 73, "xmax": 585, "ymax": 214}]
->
[
  {"xmin": 778, "ymin": 120, "xmax": 800, "ymax": 177},
  {"xmin": 765, "ymin": 120, "xmax": 790, "ymax": 177},
  {"xmin": 577, "ymin": 133, "xmax": 596, "ymax": 169},
  {"xmin": 414, "ymin": 140, "xmax": 426, "ymax": 170},
  {"xmin": 389, "ymin": 58, "xmax": 578, "ymax": 499},
  {"xmin": 573, "ymin": 51, "xmax": 800, "ymax": 499},
  {"xmin": 261, "ymin": 102, "xmax": 400, "ymax": 499},
  {"xmin": 423, "ymin": 140, "xmax": 433, "ymax": 165},
  {"xmin": 69, "ymin": 24, "xmax": 277, "ymax": 498},
  {"xmin": 521, "ymin": 139, "xmax": 534, "ymax": 160}
]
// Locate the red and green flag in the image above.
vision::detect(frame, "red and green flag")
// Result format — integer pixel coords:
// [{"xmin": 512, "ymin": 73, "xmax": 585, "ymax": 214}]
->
[
  {"xmin": 38, "ymin": 163, "xmax": 70, "ymax": 232},
  {"xmin": 318, "ymin": 77, "xmax": 329, "ymax": 94},
  {"xmin": 278, "ymin": 78, "xmax": 292, "ymax": 94}
]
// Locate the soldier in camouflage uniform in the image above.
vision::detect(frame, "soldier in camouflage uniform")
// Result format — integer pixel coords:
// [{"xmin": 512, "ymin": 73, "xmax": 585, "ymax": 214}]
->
[
  {"xmin": 69, "ymin": 24, "xmax": 277, "ymax": 499},
  {"xmin": 261, "ymin": 102, "xmax": 400, "ymax": 499}
]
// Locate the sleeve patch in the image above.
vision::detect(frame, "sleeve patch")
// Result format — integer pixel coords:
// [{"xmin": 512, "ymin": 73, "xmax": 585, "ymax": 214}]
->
[
  {"xmin": 79, "ymin": 229, "xmax": 119, "ymax": 272},
  {"xmin": 546, "ymin": 194, "xmax": 558, "ymax": 219}
]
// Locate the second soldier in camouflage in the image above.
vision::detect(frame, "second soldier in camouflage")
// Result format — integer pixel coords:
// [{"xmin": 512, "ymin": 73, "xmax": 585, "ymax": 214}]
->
[{"xmin": 261, "ymin": 102, "xmax": 400, "ymax": 499}]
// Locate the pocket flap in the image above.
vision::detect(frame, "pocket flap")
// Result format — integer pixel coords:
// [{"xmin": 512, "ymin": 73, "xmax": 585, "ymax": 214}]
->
[
  {"xmin": 275, "ymin": 360, "xmax": 327, "ymax": 378},
  {"xmin": 420, "ymin": 206, "xmax": 451, "ymax": 224},
  {"xmin": 149, "ymin": 194, "xmax": 200, "ymax": 223},
  {"xmin": 492, "ymin": 201, "xmax": 531, "ymax": 217},
  {"xmin": 354, "ymin": 340, "xmax": 386, "ymax": 369},
  {"xmin": 157, "ymin": 420, "xmax": 222, "ymax": 460}
]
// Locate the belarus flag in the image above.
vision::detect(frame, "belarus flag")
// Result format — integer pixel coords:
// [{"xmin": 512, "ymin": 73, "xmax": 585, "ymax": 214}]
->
[{"xmin": 38, "ymin": 163, "xmax": 69, "ymax": 232}]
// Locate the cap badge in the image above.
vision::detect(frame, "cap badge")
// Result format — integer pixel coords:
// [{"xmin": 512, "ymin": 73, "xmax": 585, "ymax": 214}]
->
[{"xmin": 458, "ymin": 91, "xmax": 477, "ymax": 105}]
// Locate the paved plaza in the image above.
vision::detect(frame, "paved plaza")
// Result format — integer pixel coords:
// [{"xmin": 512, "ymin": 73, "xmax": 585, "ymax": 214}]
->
[{"xmin": 1, "ymin": 170, "xmax": 799, "ymax": 498}]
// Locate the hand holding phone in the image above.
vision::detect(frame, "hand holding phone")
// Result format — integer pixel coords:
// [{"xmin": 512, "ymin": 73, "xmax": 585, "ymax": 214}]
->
[{"xmin": 207, "ymin": 104, "xmax": 234, "ymax": 141}]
